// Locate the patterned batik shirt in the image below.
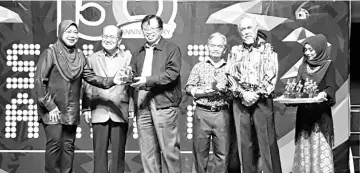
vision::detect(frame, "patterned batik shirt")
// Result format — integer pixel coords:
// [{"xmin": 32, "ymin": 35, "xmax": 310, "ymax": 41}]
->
[
  {"xmin": 227, "ymin": 42, "xmax": 278, "ymax": 97},
  {"xmin": 185, "ymin": 58, "xmax": 232, "ymax": 107}
]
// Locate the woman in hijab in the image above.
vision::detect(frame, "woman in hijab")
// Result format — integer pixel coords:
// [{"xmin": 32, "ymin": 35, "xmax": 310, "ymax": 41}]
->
[
  {"xmin": 288, "ymin": 34, "xmax": 337, "ymax": 173},
  {"xmin": 35, "ymin": 20, "xmax": 122, "ymax": 173}
]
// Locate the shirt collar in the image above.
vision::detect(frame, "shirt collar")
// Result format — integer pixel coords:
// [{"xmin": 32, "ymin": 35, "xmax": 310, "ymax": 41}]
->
[
  {"xmin": 103, "ymin": 49, "xmax": 120, "ymax": 59},
  {"xmin": 140, "ymin": 37, "xmax": 165, "ymax": 52},
  {"xmin": 242, "ymin": 36, "xmax": 266, "ymax": 51},
  {"xmin": 206, "ymin": 57, "xmax": 226, "ymax": 68},
  {"xmin": 145, "ymin": 38, "xmax": 161, "ymax": 49}
]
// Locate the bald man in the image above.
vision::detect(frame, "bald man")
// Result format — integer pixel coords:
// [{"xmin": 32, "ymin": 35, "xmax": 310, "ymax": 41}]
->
[
  {"xmin": 227, "ymin": 17, "xmax": 282, "ymax": 173},
  {"xmin": 82, "ymin": 25, "xmax": 133, "ymax": 173}
]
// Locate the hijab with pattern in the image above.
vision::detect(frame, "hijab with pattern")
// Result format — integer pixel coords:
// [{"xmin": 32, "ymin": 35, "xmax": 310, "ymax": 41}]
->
[
  {"xmin": 51, "ymin": 20, "xmax": 84, "ymax": 81},
  {"xmin": 296, "ymin": 34, "xmax": 331, "ymax": 84}
]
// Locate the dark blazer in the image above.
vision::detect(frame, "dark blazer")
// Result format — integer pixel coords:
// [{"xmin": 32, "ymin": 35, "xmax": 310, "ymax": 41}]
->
[
  {"xmin": 82, "ymin": 50, "xmax": 133, "ymax": 123},
  {"xmin": 35, "ymin": 47, "xmax": 114, "ymax": 125},
  {"xmin": 130, "ymin": 37, "xmax": 182, "ymax": 109}
]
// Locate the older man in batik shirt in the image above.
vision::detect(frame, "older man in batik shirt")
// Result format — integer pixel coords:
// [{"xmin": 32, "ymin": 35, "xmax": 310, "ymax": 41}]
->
[
  {"xmin": 227, "ymin": 17, "xmax": 282, "ymax": 173},
  {"xmin": 185, "ymin": 32, "xmax": 232, "ymax": 173}
]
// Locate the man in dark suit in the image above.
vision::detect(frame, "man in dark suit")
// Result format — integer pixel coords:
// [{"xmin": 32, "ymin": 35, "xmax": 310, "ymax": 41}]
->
[
  {"xmin": 130, "ymin": 15, "xmax": 182, "ymax": 173},
  {"xmin": 82, "ymin": 25, "xmax": 133, "ymax": 173}
]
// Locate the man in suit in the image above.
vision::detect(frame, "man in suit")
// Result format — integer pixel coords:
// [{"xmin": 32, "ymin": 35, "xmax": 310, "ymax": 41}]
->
[
  {"xmin": 82, "ymin": 25, "xmax": 133, "ymax": 173},
  {"xmin": 130, "ymin": 15, "xmax": 182, "ymax": 173}
]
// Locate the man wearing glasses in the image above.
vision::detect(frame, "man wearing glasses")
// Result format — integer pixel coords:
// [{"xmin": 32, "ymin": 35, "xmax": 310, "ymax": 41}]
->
[
  {"xmin": 185, "ymin": 32, "xmax": 232, "ymax": 173},
  {"xmin": 82, "ymin": 25, "xmax": 133, "ymax": 173},
  {"xmin": 130, "ymin": 15, "xmax": 182, "ymax": 173}
]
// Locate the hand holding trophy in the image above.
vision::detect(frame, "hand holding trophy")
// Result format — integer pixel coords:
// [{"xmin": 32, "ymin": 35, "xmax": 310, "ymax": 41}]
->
[{"xmin": 115, "ymin": 66, "xmax": 134, "ymax": 85}]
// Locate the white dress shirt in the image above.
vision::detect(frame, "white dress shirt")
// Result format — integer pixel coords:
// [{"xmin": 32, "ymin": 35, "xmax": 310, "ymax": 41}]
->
[{"xmin": 141, "ymin": 39, "xmax": 160, "ymax": 77}]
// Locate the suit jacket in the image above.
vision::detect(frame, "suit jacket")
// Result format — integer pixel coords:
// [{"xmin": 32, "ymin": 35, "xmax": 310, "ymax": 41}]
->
[
  {"xmin": 82, "ymin": 49, "xmax": 133, "ymax": 123},
  {"xmin": 130, "ymin": 37, "xmax": 182, "ymax": 110}
]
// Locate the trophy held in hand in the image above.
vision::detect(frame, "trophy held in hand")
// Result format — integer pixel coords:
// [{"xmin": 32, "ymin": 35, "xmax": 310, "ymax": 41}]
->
[{"xmin": 118, "ymin": 66, "xmax": 134, "ymax": 85}]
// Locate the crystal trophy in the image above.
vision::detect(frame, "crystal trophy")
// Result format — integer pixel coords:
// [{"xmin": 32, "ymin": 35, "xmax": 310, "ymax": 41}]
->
[
  {"xmin": 283, "ymin": 79, "xmax": 297, "ymax": 98},
  {"xmin": 118, "ymin": 66, "xmax": 134, "ymax": 84},
  {"xmin": 294, "ymin": 81, "xmax": 303, "ymax": 98},
  {"xmin": 283, "ymin": 79, "xmax": 292, "ymax": 98},
  {"xmin": 303, "ymin": 78, "xmax": 319, "ymax": 98}
]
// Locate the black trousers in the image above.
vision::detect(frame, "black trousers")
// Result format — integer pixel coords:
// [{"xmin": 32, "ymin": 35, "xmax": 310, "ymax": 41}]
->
[
  {"xmin": 43, "ymin": 124, "xmax": 77, "ymax": 173},
  {"xmin": 192, "ymin": 107, "xmax": 231, "ymax": 173},
  {"xmin": 233, "ymin": 98, "xmax": 282, "ymax": 173},
  {"xmin": 92, "ymin": 120, "xmax": 128, "ymax": 173}
]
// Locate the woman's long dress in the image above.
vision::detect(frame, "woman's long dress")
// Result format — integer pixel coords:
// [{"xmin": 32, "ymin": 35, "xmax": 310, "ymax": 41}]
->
[{"xmin": 292, "ymin": 62, "xmax": 337, "ymax": 173}]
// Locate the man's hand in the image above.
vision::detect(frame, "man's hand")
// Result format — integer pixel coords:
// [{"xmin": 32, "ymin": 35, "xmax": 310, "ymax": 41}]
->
[
  {"xmin": 204, "ymin": 88, "xmax": 218, "ymax": 96},
  {"xmin": 83, "ymin": 111, "xmax": 92, "ymax": 124},
  {"xmin": 242, "ymin": 91, "xmax": 259, "ymax": 104},
  {"xmin": 131, "ymin": 77, "xmax": 146, "ymax": 88},
  {"xmin": 216, "ymin": 85, "xmax": 227, "ymax": 92},
  {"xmin": 49, "ymin": 107, "xmax": 61, "ymax": 122}
]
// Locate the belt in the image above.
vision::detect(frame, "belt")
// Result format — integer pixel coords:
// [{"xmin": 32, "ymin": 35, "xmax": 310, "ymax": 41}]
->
[{"xmin": 196, "ymin": 104, "xmax": 229, "ymax": 112}]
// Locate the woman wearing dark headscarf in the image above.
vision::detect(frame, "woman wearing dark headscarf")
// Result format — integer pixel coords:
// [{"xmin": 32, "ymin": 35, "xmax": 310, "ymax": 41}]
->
[
  {"xmin": 35, "ymin": 20, "xmax": 122, "ymax": 173},
  {"xmin": 289, "ymin": 34, "xmax": 337, "ymax": 173}
]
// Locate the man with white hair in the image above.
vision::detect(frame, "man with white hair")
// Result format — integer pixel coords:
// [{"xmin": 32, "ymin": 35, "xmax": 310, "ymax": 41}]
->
[
  {"xmin": 227, "ymin": 17, "xmax": 282, "ymax": 173},
  {"xmin": 185, "ymin": 32, "xmax": 232, "ymax": 173},
  {"xmin": 82, "ymin": 25, "xmax": 132, "ymax": 173}
]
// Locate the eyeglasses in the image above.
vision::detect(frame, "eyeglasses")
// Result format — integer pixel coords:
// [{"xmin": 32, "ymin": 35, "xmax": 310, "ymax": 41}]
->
[
  {"xmin": 142, "ymin": 27, "xmax": 160, "ymax": 33},
  {"xmin": 102, "ymin": 35, "xmax": 119, "ymax": 40},
  {"xmin": 209, "ymin": 44, "xmax": 225, "ymax": 49}
]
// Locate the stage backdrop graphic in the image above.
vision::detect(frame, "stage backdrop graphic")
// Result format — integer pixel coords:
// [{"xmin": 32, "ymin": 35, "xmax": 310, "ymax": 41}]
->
[{"xmin": 0, "ymin": 1, "xmax": 350, "ymax": 173}]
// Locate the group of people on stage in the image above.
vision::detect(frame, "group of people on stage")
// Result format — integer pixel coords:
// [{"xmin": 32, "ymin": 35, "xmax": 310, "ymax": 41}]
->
[{"xmin": 35, "ymin": 14, "xmax": 337, "ymax": 173}]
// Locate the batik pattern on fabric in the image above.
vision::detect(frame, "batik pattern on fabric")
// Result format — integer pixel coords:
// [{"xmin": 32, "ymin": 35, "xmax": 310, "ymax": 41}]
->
[
  {"xmin": 185, "ymin": 60, "xmax": 232, "ymax": 107},
  {"xmin": 292, "ymin": 125, "xmax": 335, "ymax": 173},
  {"xmin": 227, "ymin": 43, "xmax": 278, "ymax": 97}
]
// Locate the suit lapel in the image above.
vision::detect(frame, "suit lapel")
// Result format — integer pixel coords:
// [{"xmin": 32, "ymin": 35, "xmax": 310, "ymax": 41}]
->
[
  {"xmin": 97, "ymin": 53, "xmax": 109, "ymax": 77},
  {"xmin": 111, "ymin": 55, "xmax": 126, "ymax": 77}
]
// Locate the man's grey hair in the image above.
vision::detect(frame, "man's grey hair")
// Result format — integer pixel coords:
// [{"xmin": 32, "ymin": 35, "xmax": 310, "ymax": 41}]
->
[
  {"xmin": 208, "ymin": 32, "xmax": 227, "ymax": 45},
  {"xmin": 103, "ymin": 25, "xmax": 123, "ymax": 38},
  {"xmin": 237, "ymin": 16, "xmax": 258, "ymax": 29}
]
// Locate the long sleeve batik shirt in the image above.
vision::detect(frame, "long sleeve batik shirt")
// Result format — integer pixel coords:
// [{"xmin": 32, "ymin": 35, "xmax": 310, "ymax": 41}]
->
[
  {"xmin": 227, "ymin": 42, "xmax": 278, "ymax": 97},
  {"xmin": 185, "ymin": 58, "xmax": 232, "ymax": 107}
]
